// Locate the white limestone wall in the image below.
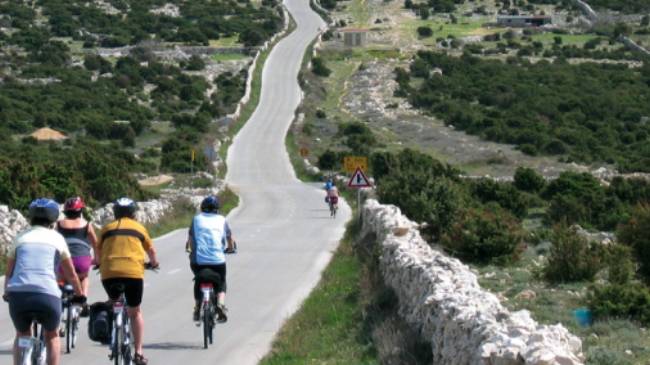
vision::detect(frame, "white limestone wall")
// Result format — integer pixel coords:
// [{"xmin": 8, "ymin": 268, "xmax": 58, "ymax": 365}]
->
[{"xmin": 361, "ymin": 199, "xmax": 584, "ymax": 365}]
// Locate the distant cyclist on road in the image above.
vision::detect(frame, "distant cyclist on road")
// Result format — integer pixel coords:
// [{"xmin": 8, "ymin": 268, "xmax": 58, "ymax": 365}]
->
[
  {"xmin": 186, "ymin": 195, "xmax": 235, "ymax": 323},
  {"xmin": 96, "ymin": 197, "xmax": 159, "ymax": 365},
  {"xmin": 56, "ymin": 196, "xmax": 97, "ymax": 316},
  {"xmin": 3, "ymin": 198, "xmax": 85, "ymax": 365},
  {"xmin": 324, "ymin": 178, "xmax": 339, "ymax": 215}
]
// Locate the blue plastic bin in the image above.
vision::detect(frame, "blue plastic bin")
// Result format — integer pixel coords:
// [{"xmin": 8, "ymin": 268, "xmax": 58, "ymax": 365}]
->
[{"xmin": 573, "ymin": 308, "xmax": 593, "ymax": 327}]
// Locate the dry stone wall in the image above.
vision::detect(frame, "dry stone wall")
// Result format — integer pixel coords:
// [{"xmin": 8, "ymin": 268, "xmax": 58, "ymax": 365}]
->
[{"xmin": 361, "ymin": 199, "xmax": 584, "ymax": 365}]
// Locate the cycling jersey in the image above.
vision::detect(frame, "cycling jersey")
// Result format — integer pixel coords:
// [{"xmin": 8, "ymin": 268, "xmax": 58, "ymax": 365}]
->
[
  {"xmin": 98, "ymin": 218, "xmax": 153, "ymax": 280},
  {"xmin": 188, "ymin": 213, "xmax": 231, "ymax": 266},
  {"xmin": 6, "ymin": 226, "xmax": 71, "ymax": 298},
  {"xmin": 56, "ymin": 221, "xmax": 92, "ymax": 257}
]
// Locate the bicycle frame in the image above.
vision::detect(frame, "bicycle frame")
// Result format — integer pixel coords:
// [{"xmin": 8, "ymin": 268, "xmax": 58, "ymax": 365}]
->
[
  {"xmin": 17, "ymin": 321, "xmax": 46, "ymax": 365},
  {"xmin": 110, "ymin": 294, "xmax": 131, "ymax": 365}
]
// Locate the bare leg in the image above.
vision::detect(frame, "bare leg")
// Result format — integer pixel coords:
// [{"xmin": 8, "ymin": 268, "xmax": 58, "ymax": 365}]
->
[
  {"xmin": 79, "ymin": 275, "xmax": 89, "ymax": 296},
  {"xmin": 13, "ymin": 330, "xmax": 31, "ymax": 365},
  {"xmin": 217, "ymin": 292, "xmax": 226, "ymax": 306},
  {"xmin": 44, "ymin": 329, "xmax": 60, "ymax": 365},
  {"xmin": 127, "ymin": 306, "xmax": 144, "ymax": 355}
]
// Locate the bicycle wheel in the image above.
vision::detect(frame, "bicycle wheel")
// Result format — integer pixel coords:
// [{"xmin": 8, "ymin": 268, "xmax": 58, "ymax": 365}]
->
[
  {"xmin": 114, "ymin": 325, "xmax": 122, "ymax": 365},
  {"xmin": 71, "ymin": 313, "xmax": 78, "ymax": 349},
  {"xmin": 65, "ymin": 307, "xmax": 72, "ymax": 353},
  {"xmin": 203, "ymin": 305, "xmax": 210, "ymax": 349}
]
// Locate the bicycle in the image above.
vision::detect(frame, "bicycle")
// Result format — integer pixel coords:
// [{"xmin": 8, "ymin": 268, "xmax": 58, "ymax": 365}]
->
[
  {"xmin": 104, "ymin": 263, "xmax": 158, "ymax": 365},
  {"xmin": 198, "ymin": 282, "xmax": 216, "ymax": 349},
  {"xmin": 17, "ymin": 321, "xmax": 47, "ymax": 365},
  {"xmin": 61, "ymin": 284, "xmax": 81, "ymax": 354},
  {"xmin": 328, "ymin": 196, "xmax": 338, "ymax": 218}
]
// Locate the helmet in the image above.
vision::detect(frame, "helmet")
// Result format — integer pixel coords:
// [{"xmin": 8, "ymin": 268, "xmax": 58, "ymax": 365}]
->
[
  {"xmin": 63, "ymin": 196, "xmax": 85, "ymax": 213},
  {"xmin": 113, "ymin": 197, "xmax": 137, "ymax": 219},
  {"xmin": 200, "ymin": 195, "xmax": 219, "ymax": 213},
  {"xmin": 28, "ymin": 198, "xmax": 60, "ymax": 224}
]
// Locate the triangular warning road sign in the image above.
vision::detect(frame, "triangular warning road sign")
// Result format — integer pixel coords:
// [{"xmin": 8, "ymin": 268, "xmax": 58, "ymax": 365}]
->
[{"xmin": 348, "ymin": 168, "xmax": 371, "ymax": 188}]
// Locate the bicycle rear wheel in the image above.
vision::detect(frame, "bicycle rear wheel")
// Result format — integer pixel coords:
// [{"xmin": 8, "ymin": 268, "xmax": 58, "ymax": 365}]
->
[
  {"xmin": 114, "ymin": 326, "xmax": 122, "ymax": 365},
  {"xmin": 203, "ymin": 305, "xmax": 210, "ymax": 349}
]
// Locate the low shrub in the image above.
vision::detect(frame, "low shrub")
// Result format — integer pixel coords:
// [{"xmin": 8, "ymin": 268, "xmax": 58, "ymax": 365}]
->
[
  {"xmin": 588, "ymin": 283, "xmax": 650, "ymax": 325},
  {"xmin": 441, "ymin": 204, "xmax": 525, "ymax": 265},
  {"xmin": 417, "ymin": 26, "xmax": 433, "ymax": 38},
  {"xmin": 543, "ymin": 224, "xmax": 603, "ymax": 283}
]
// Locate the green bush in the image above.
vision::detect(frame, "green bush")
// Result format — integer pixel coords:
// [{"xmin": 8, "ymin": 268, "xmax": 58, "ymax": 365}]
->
[
  {"xmin": 317, "ymin": 149, "xmax": 340, "ymax": 171},
  {"xmin": 417, "ymin": 26, "xmax": 433, "ymax": 38},
  {"xmin": 543, "ymin": 224, "xmax": 603, "ymax": 283},
  {"xmin": 441, "ymin": 204, "xmax": 525, "ymax": 265},
  {"xmin": 311, "ymin": 56, "xmax": 331, "ymax": 77},
  {"xmin": 513, "ymin": 167, "xmax": 545, "ymax": 192},
  {"xmin": 469, "ymin": 179, "xmax": 529, "ymax": 218},
  {"xmin": 588, "ymin": 283, "xmax": 650, "ymax": 325},
  {"xmin": 606, "ymin": 244, "xmax": 635, "ymax": 285},
  {"xmin": 617, "ymin": 204, "xmax": 650, "ymax": 282},
  {"xmin": 378, "ymin": 174, "xmax": 463, "ymax": 238}
]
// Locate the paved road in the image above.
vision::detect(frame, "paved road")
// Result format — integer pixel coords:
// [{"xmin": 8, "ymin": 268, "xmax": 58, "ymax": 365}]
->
[{"xmin": 0, "ymin": 1, "xmax": 350, "ymax": 364}]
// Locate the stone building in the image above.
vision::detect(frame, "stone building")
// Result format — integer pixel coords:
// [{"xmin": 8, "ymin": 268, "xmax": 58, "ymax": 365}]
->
[{"xmin": 339, "ymin": 28, "xmax": 368, "ymax": 47}]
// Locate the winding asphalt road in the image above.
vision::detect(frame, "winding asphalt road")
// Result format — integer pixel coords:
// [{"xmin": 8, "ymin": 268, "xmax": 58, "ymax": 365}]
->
[{"xmin": 0, "ymin": 0, "xmax": 351, "ymax": 363}]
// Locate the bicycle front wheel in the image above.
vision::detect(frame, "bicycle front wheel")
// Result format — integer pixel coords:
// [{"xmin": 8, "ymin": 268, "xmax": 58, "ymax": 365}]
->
[{"xmin": 65, "ymin": 307, "xmax": 72, "ymax": 353}]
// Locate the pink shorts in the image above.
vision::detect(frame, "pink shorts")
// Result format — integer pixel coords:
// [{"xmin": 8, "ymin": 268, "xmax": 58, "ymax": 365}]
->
[{"xmin": 58, "ymin": 256, "xmax": 93, "ymax": 276}]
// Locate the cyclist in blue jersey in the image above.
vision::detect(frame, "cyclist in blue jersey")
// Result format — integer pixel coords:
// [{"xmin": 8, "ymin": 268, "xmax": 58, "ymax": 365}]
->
[
  {"xmin": 186, "ymin": 196, "xmax": 235, "ymax": 323},
  {"xmin": 3, "ymin": 198, "xmax": 85, "ymax": 365}
]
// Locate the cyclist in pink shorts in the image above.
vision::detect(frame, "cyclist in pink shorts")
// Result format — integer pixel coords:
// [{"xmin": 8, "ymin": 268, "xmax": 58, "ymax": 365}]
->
[{"xmin": 56, "ymin": 197, "xmax": 97, "ymax": 316}]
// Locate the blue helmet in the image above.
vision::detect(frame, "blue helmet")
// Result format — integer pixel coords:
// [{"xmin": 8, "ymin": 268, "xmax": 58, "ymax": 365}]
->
[
  {"xmin": 200, "ymin": 195, "xmax": 219, "ymax": 213},
  {"xmin": 28, "ymin": 198, "xmax": 60, "ymax": 224},
  {"xmin": 113, "ymin": 197, "xmax": 137, "ymax": 219}
]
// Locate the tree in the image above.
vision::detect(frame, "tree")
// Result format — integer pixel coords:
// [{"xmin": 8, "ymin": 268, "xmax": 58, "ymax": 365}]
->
[
  {"xmin": 544, "ymin": 224, "xmax": 603, "ymax": 283},
  {"xmin": 311, "ymin": 56, "xmax": 331, "ymax": 77},
  {"xmin": 618, "ymin": 204, "xmax": 650, "ymax": 282}
]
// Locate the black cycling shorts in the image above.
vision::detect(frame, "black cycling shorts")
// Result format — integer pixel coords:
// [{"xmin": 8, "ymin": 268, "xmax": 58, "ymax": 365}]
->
[
  {"xmin": 191, "ymin": 264, "xmax": 226, "ymax": 301},
  {"xmin": 102, "ymin": 278, "xmax": 144, "ymax": 307},
  {"xmin": 8, "ymin": 292, "xmax": 62, "ymax": 332}
]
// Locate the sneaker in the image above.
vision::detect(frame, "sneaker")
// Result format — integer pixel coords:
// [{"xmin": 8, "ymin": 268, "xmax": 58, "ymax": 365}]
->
[
  {"xmin": 80, "ymin": 304, "xmax": 90, "ymax": 318},
  {"xmin": 58, "ymin": 327, "xmax": 65, "ymax": 337},
  {"xmin": 192, "ymin": 306, "xmax": 200, "ymax": 322},
  {"xmin": 216, "ymin": 304, "xmax": 228, "ymax": 323},
  {"xmin": 134, "ymin": 353, "xmax": 148, "ymax": 365}
]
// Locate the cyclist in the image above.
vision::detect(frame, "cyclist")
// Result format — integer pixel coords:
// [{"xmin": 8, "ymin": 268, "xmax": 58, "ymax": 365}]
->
[
  {"xmin": 3, "ymin": 198, "xmax": 85, "ymax": 365},
  {"xmin": 325, "ymin": 180, "xmax": 339, "ymax": 213},
  {"xmin": 56, "ymin": 196, "xmax": 97, "ymax": 316},
  {"xmin": 96, "ymin": 197, "xmax": 159, "ymax": 365},
  {"xmin": 186, "ymin": 195, "xmax": 234, "ymax": 323}
]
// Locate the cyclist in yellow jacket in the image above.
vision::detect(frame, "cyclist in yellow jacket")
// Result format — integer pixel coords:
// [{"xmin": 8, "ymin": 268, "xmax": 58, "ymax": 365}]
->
[{"xmin": 96, "ymin": 197, "xmax": 159, "ymax": 365}]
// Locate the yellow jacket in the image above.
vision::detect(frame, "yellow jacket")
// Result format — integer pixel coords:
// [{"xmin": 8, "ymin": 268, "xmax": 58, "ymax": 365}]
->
[{"xmin": 98, "ymin": 218, "xmax": 153, "ymax": 280}]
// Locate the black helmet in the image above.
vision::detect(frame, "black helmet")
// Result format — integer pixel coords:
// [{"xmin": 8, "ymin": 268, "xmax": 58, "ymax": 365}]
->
[
  {"xmin": 28, "ymin": 198, "xmax": 60, "ymax": 224},
  {"xmin": 113, "ymin": 197, "xmax": 137, "ymax": 219},
  {"xmin": 200, "ymin": 195, "xmax": 219, "ymax": 213}
]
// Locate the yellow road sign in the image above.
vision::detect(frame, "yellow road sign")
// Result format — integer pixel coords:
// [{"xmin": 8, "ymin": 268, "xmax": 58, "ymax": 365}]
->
[
  {"xmin": 299, "ymin": 147, "xmax": 309, "ymax": 157},
  {"xmin": 343, "ymin": 156, "xmax": 367, "ymax": 173}
]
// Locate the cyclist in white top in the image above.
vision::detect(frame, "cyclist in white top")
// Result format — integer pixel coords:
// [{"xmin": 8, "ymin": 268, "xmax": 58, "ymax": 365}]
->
[{"xmin": 3, "ymin": 198, "xmax": 85, "ymax": 365}]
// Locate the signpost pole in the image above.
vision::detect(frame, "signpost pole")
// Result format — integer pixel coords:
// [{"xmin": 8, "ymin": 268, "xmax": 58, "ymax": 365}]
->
[
  {"xmin": 357, "ymin": 189, "xmax": 362, "ymax": 220},
  {"xmin": 190, "ymin": 149, "xmax": 194, "ymax": 189}
]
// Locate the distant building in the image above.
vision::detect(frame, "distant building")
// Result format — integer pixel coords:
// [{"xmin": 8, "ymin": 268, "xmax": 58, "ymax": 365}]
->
[
  {"xmin": 339, "ymin": 28, "xmax": 368, "ymax": 47},
  {"xmin": 30, "ymin": 127, "xmax": 67, "ymax": 141},
  {"xmin": 497, "ymin": 15, "xmax": 552, "ymax": 27}
]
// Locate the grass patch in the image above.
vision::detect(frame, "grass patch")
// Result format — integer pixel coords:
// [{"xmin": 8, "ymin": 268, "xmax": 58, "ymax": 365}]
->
[
  {"xmin": 348, "ymin": 0, "xmax": 372, "ymax": 26},
  {"xmin": 400, "ymin": 16, "xmax": 496, "ymax": 45},
  {"xmin": 211, "ymin": 52, "xmax": 249, "ymax": 62},
  {"xmin": 146, "ymin": 186, "xmax": 239, "ymax": 238},
  {"xmin": 0, "ymin": 254, "xmax": 6, "ymax": 276},
  {"xmin": 209, "ymin": 35, "xmax": 241, "ymax": 48},
  {"xmin": 530, "ymin": 33, "xmax": 599, "ymax": 46},
  {"xmin": 260, "ymin": 219, "xmax": 378, "ymax": 365}
]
